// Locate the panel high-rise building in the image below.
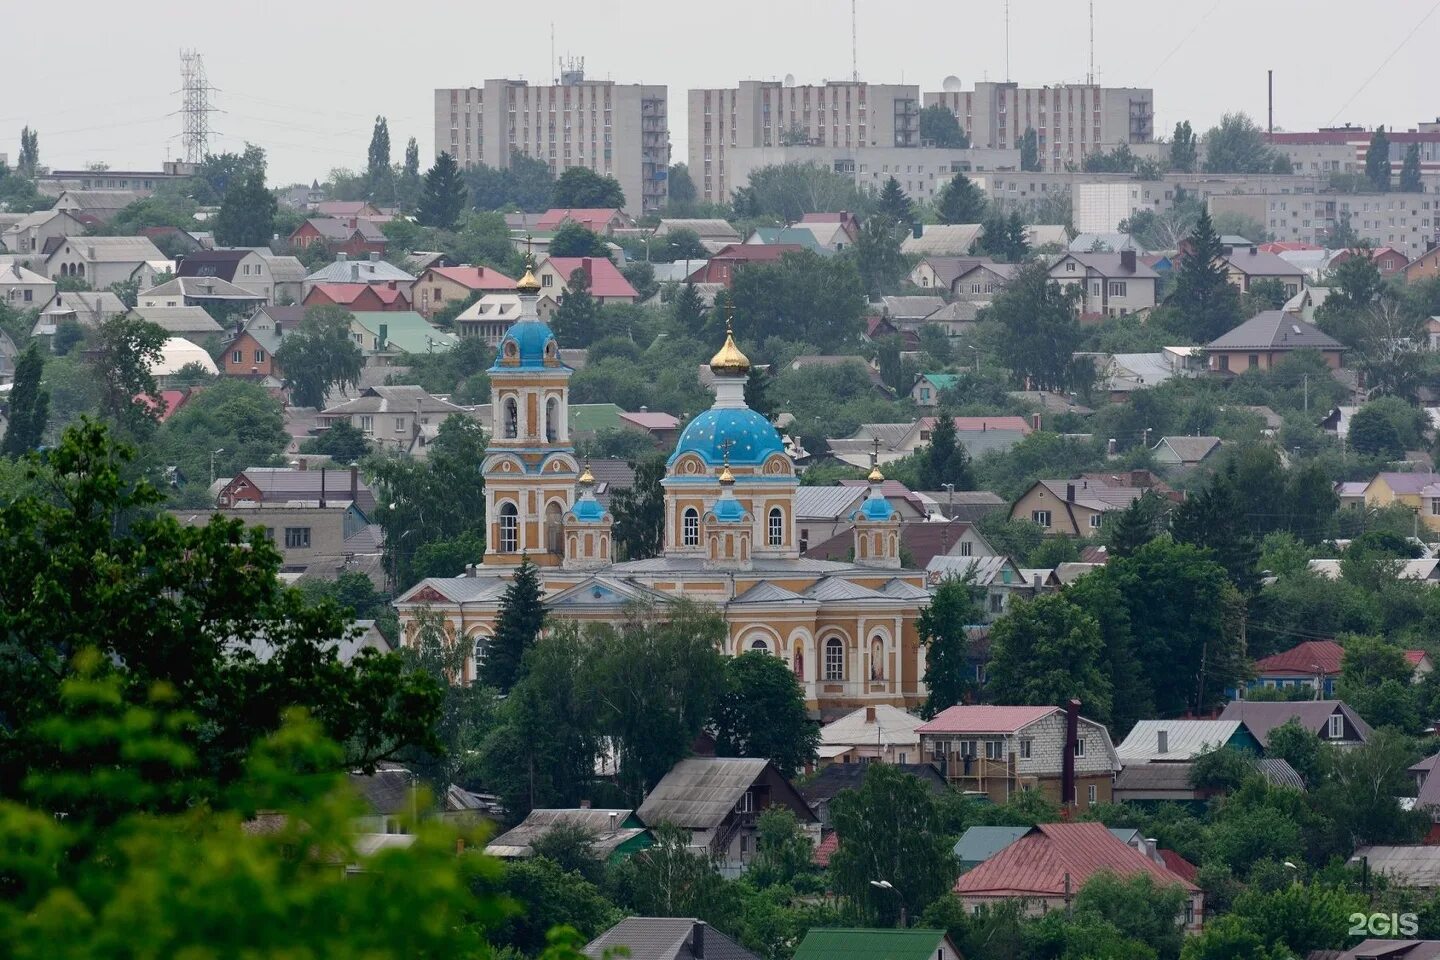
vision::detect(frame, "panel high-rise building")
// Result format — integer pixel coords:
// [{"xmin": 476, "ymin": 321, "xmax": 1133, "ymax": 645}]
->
[{"xmin": 435, "ymin": 66, "xmax": 669, "ymax": 216}]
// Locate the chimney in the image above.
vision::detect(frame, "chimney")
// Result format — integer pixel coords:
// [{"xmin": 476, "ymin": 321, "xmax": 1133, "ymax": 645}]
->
[
  {"xmin": 351, "ymin": 264, "xmax": 360, "ymax": 281},
  {"xmin": 1062, "ymin": 699, "xmax": 1080, "ymax": 807},
  {"xmin": 581, "ymin": 256, "xmax": 593, "ymax": 277},
  {"xmin": 297, "ymin": 458, "xmax": 308, "ymax": 471},
  {"xmin": 1249, "ymin": 247, "xmax": 1258, "ymax": 256},
  {"xmin": 369, "ymin": 251, "xmax": 380, "ymax": 262},
  {"xmin": 1066, "ymin": 483, "xmax": 1076, "ymax": 502},
  {"xmin": 350, "ymin": 464, "xmax": 359, "ymax": 503},
  {"xmin": 1157, "ymin": 729, "xmax": 1168, "ymax": 754},
  {"xmin": 234, "ymin": 318, "xmax": 244, "ymax": 337},
  {"xmin": 608, "ymin": 811, "xmax": 618, "ymax": 834},
  {"xmin": 274, "ymin": 320, "xmax": 283, "ymax": 337},
  {"xmin": 387, "ymin": 279, "xmax": 397, "ymax": 290},
  {"xmin": 1031, "ymin": 413, "xmax": 1042, "ymax": 431},
  {"xmin": 1120, "ymin": 249, "xmax": 1136, "ymax": 272},
  {"xmin": 337, "ymin": 252, "xmax": 348, "ymax": 262},
  {"xmin": 319, "ymin": 467, "xmax": 327, "ymax": 508},
  {"xmin": 1107, "ymin": 437, "xmax": 1117, "ymax": 455},
  {"xmin": 866, "ymin": 706, "xmax": 877, "ymax": 723},
  {"xmin": 1033, "ymin": 573, "xmax": 1041, "ymax": 589},
  {"xmin": 912, "ymin": 222, "xmax": 923, "ymax": 239},
  {"xmin": 692, "ymin": 922, "xmax": 707, "ymax": 960},
  {"xmin": 348, "ymin": 217, "xmax": 357, "ymax": 229}
]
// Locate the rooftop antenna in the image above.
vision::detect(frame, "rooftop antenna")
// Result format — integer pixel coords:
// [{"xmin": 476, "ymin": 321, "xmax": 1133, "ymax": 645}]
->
[
  {"xmin": 1088, "ymin": 2, "xmax": 1095, "ymax": 85},
  {"xmin": 851, "ymin": 0, "xmax": 859, "ymax": 82},
  {"xmin": 177, "ymin": 50, "xmax": 217, "ymax": 164},
  {"xmin": 550, "ymin": 23, "xmax": 555, "ymax": 85},
  {"xmin": 1005, "ymin": 1, "xmax": 1011, "ymax": 82}
]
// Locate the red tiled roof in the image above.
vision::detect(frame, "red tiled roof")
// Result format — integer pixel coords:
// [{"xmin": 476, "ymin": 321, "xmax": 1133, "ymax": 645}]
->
[
  {"xmin": 545, "ymin": 257, "xmax": 638, "ymax": 299},
  {"xmin": 812, "ymin": 830, "xmax": 839, "ymax": 867},
  {"xmin": 1253, "ymin": 639, "xmax": 1344, "ymax": 677},
  {"xmin": 707, "ymin": 243, "xmax": 806, "ymax": 263},
  {"xmin": 428, "ymin": 265, "xmax": 516, "ymax": 291},
  {"xmin": 917, "ymin": 416, "xmax": 1034, "ymax": 435},
  {"xmin": 1258, "ymin": 241, "xmax": 1321, "ymax": 253},
  {"xmin": 311, "ymin": 282, "xmax": 407, "ymax": 305},
  {"xmin": 1158, "ymin": 849, "xmax": 1198, "ymax": 884},
  {"xmin": 536, "ymin": 208, "xmax": 622, "ymax": 231},
  {"xmin": 953, "ymin": 822, "xmax": 1198, "ymax": 897},
  {"xmin": 916, "ymin": 705, "xmax": 1056, "ymax": 735},
  {"xmin": 135, "ymin": 389, "xmax": 194, "ymax": 422},
  {"xmin": 1407, "ymin": 650, "xmax": 1430, "ymax": 667}
]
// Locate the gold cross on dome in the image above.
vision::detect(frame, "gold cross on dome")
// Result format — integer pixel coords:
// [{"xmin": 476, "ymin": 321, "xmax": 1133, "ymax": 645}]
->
[
  {"xmin": 724, "ymin": 297, "xmax": 735, "ymax": 334},
  {"xmin": 717, "ymin": 437, "xmax": 737, "ymax": 464}
]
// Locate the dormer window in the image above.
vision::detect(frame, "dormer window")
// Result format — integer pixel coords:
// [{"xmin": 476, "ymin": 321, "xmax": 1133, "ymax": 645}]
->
[
  {"xmin": 503, "ymin": 340, "xmax": 518, "ymax": 362},
  {"xmin": 1328, "ymin": 714, "xmax": 1344, "ymax": 739}
]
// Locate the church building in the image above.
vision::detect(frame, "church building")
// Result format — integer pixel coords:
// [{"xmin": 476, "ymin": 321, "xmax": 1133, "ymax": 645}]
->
[{"xmin": 395, "ymin": 265, "xmax": 932, "ymax": 714}]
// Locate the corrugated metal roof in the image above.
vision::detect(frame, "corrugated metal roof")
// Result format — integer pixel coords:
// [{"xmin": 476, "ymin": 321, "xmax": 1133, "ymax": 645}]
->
[
  {"xmin": 795, "ymin": 486, "xmax": 865, "ymax": 521},
  {"xmin": 1355, "ymin": 845, "xmax": 1440, "ymax": 889},
  {"xmin": 1218, "ymin": 699, "xmax": 1373, "ymax": 746},
  {"xmin": 636, "ymin": 757, "xmax": 768, "ymax": 829},
  {"xmin": 1116, "ymin": 720, "xmax": 1244, "ymax": 762},
  {"xmin": 1254, "ymin": 639, "xmax": 1344, "ymax": 676},
  {"xmin": 820, "ymin": 705, "xmax": 924, "ymax": 748},
  {"xmin": 585, "ymin": 918, "xmax": 759, "ymax": 960},
  {"xmin": 792, "ymin": 929, "xmax": 950, "ymax": 960},
  {"xmin": 901, "ymin": 224, "xmax": 984, "ymax": 255},
  {"xmin": 485, "ymin": 808, "xmax": 645, "ymax": 858},
  {"xmin": 915, "ymin": 705, "xmax": 1056, "ymax": 735},
  {"xmin": 1206, "ymin": 311, "xmax": 1344, "ymax": 352},
  {"xmin": 953, "ymin": 822, "xmax": 1198, "ymax": 897}
]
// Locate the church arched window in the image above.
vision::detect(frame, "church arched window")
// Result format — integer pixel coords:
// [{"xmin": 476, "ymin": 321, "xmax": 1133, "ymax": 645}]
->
[
  {"xmin": 472, "ymin": 636, "xmax": 489, "ymax": 681},
  {"xmin": 768, "ymin": 507, "xmax": 784, "ymax": 546},
  {"xmin": 682, "ymin": 508, "xmax": 699, "ymax": 547},
  {"xmin": 750, "ymin": 638, "xmax": 771, "ymax": 655},
  {"xmin": 545, "ymin": 500, "xmax": 563, "ymax": 554},
  {"xmin": 503, "ymin": 397, "xmax": 518, "ymax": 439},
  {"xmin": 545, "ymin": 397, "xmax": 559, "ymax": 443},
  {"xmin": 824, "ymin": 637, "xmax": 845, "ymax": 681},
  {"xmin": 498, "ymin": 502, "xmax": 519, "ymax": 552}
]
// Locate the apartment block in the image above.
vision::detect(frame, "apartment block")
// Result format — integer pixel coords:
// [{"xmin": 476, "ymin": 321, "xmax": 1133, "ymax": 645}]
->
[
  {"xmin": 723, "ymin": 144, "xmax": 1020, "ymax": 206},
  {"xmin": 1269, "ymin": 125, "xmax": 1440, "ymax": 186},
  {"xmin": 435, "ymin": 67, "xmax": 669, "ymax": 216},
  {"xmin": 687, "ymin": 80, "xmax": 922, "ymax": 204},
  {"xmin": 924, "ymin": 82, "xmax": 1154, "ymax": 171},
  {"xmin": 1209, "ymin": 191, "xmax": 1440, "ymax": 259}
]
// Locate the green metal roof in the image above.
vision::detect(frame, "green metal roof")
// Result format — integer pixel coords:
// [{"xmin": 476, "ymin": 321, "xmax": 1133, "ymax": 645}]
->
[
  {"xmin": 920, "ymin": 373, "xmax": 959, "ymax": 390},
  {"xmin": 568, "ymin": 403, "xmax": 626, "ymax": 433},
  {"xmin": 351, "ymin": 311, "xmax": 458, "ymax": 355},
  {"xmin": 792, "ymin": 929, "xmax": 949, "ymax": 960}
]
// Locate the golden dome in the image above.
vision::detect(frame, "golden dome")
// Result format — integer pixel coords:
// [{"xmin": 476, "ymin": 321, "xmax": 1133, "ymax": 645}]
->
[
  {"xmin": 718, "ymin": 463, "xmax": 736, "ymax": 485},
  {"xmin": 515, "ymin": 267, "xmax": 541, "ymax": 294},
  {"xmin": 708, "ymin": 322, "xmax": 750, "ymax": 376},
  {"xmin": 579, "ymin": 461, "xmax": 595, "ymax": 485},
  {"xmin": 868, "ymin": 465, "xmax": 885, "ymax": 483}
]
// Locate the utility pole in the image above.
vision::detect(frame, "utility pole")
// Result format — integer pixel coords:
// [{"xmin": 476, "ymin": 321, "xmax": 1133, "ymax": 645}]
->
[
  {"xmin": 1004, "ymin": 1, "xmax": 1011, "ymax": 83},
  {"xmin": 178, "ymin": 50, "xmax": 217, "ymax": 164},
  {"xmin": 1088, "ymin": 2, "xmax": 1095, "ymax": 86},
  {"xmin": 851, "ymin": 0, "xmax": 859, "ymax": 82}
]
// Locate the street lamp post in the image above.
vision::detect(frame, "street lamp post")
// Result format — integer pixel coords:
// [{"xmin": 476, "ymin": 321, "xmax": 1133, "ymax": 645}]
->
[
  {"xmin": 210, "ymin": 448, "xmax": 224, "ymax": 487},
  {"xmin": 869, "ymin": 879, "xmax": 907, "ymax": 927}
]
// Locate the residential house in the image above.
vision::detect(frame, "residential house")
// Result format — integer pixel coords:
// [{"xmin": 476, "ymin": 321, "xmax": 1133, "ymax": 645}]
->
[
  {"xmin": 1110, "ymin": 719, "xmax": 1297, "ymax": 802},
  {"xmin": 1352, "ymin": 846, "xmax": 1440, "ymax": 892},
  {"xmin": 1410, "ymin": 753, "xmax": 1440, "ymax": 842},
  {"xmin": 654, "ymin": 218, "xmax": 741, "ymax": 253},
  {"xmin": 787, "ymin": 355, "xmax": 889, "ymax": 395},
  {"xmin": 1364, "ymin": 472, "xmax": 1440, "ymax": 535},
  {"xmin": 1308, "ymin": 557, "xmax": 1440, "ymax": 585},
  {"xmin": 1025, "ymin": 225, "xmax": 1069, "ymax": 249},
  {"xmin": 745, "ymin": 226, "xmax": 831, "ymax": 254},
  {"xmin": 51, "ymin": 189, "xmax": 144, "ymax": 225},
  {"xmin": 129, "ymin": 306, "xmax": 222, "ymax": 338},
  {"xmin": 304, "ymin": 282, "xmax": 412, "ymax": 312},
  {"xmin": 1240, "ymin": 638, "xmax": 1430, "ymax": 698},
  {"xmin": 1, "ymin": 208, "xmax": 88, "ymax": 260},
  {"xmin": 914, "ymin": 489, "xmax": 1009, "ymax": 522},
  {"xmin": 171, "ymin": 499, "xmax": 379, "ymax": 583},
  {"xmin": 455, "ymin": 293, "xmax": 522, "ymax": 344},
  {"xmin": 948, "ymin": 261, "xmax": 1018, "ymax": 301},
  {"xmin": 871, "ymin": 295, "xmax": 947, "ymax": 326},
  {"xmin": 1337, "ymin": 480, "xmax": 1369, "ymax": 509},
  {"xmin": 315, "ymin": 200, "xmax": 384, "ymax": 220},
  {"xmin": 535, "ymin": 208, "xmax": 632, "ymax": 236},
  {"xmin": 44, "ymin": 236, "xmax": 166, "ymax": 288},
  {"xmin": 1048, "ymin": 250, "xmax": 1159, "ymax": 318},
  {"xmin": 901, "ymin": 224, "xmax": 984, "ymax": 256},
  {"xmin": 828, "ymin": 416, "xmax": 1033, "ymax": 469},
  {"xmin": 32, "ymin": 290, "xmax": 128, "ymax": 337},
  {"xmin": 177, "ymin": 249, "xmax": 281, "ymax": 302},
  {"xmin": 149, "ymin": 337, "xmax": 218, "ymax": 386},
  {"xmin": 1405, "ymin": 246, "xmax": 1440, "ymax": 284},
  {"xmin": 915, "ymin": 703, "xmax": 1120, "ymax": 809},
  {"xmin": 926, "ymin": 554, "xmax": 1040, "ymax": 622},
  {"xmin": 1010, "ymin": 476, "xmax": 1150, "ymax": 536},
  {"xmin": 1078, "ymin": 348, "xmax": 1201, "ymax": 400},
  {"xmin": 907, "ymin": 255, "xmax": 987, "ymax": 291},
  {"xmin": 794, "ymin": 486, "xmax": 875, "ymax": 550},
  {"xmin": 485, "ymin": 808, "xmax": 652, "ymax": 862},
  {"xmin": 618, "ymin": 409, "xmax": 682, "ymax": 447},
  {"xmin": 792, "ymin": 930, "xmax": 961, "ymax": 960},
  {"xmin": 1221, "ymin": 249, "xmax": 1306, "ymax": 298},
  {"xmin": 816, "ymin": 704, "xmax": 926, "ymax": 766},
  {"xmin": 0, "ymin": 261, "xmax": 55, "ymax": 307},
  {"xmin": 1008, "ymin": 391, "xmax": 1095, "ymax": 417},
  {"xmin": 1205, "ymin": 310, "xmax": 1347, "ymax": 373},
  {"xmin": 317, "ymin": 385, "xmax": 470, "ymax": 452},
  {"xmin": 533, "ymin": 256, "xmax": 638, "ymax": 316},
  {"xmin": 954, "ymin": 825, "xmax": 1186, "ymax": 873},
  {"xmin": 217, "ymin": 464, "xmax": 377, "ymax": 514},
  {"xmin": 288, "ymin": 217, "xmax": 388, "ymax": 258},
  {"xmin": 951, "ymin": 822, "xmax": 1203, "ymax": 930},
  {"xmin": 1151, "ymin": 435, "xmax": 1222, "ymax": 467},
  {"xmin": 1114, "ymin": 755, "xmax": 1305, "ymax": 803},
  {"xmin": 347, "ymin": 312, "xmax": 458, "ymax": 366},
  {"xmin": 1331, "ymin": 245, "xmax": 1411, "ymax": 278},
  {"xmin": 584, "ymin": 919, "xmax": 760, "ymax": 960},
  {"xmin": 139, "ymin": 276, "xmax": 267, "ymax": 313},
  {"xmin": 800, "ymin": 211, "xmax": 862, "ymax": 240},
  {"xmin": 685, "ymin": 243, "xmax": 805, "ymax": 286},
  {"xmin": 255, "ymin": 250, "xmax": 307, "ymax": 303},
  {"xmin": 1323, "ymin": 941, "xmax": 1440, "ymax": 960},
  {"xmin": 799, "ymin": 762, "xmax": 947, "ymax": 828},
  {"xmin": 1217, "ymin": 699, "xmax": 1373, "ymax": 748},
  {"xmin": 410, "ymin": 265, "xmax": 516, "ymax": 319},
  {"xmin": 634, "ymin": 757, "xmax": 817, "ymax": 873},
  {"xmin": 302, "ymin": 253, "xmax": 415, "ymax": 292},
  {"xmin": 224, "ymin": 305, "xmax": 300, "ymax": 378},
  {"xmin": 911, "ymin": 373, "xmax": 958, "ymax": 408}
]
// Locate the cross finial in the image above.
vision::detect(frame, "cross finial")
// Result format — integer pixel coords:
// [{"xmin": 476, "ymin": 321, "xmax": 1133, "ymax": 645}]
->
[
  {"xmin": 523, "ymin": 232, "xmax": 535, "ymax": 268},
  {"xmin": 717, "ymin": 437, "xmax": 737, "ymax": 463},
  {"xmin": 724, "ymin": 297, "xmax": 735, "ymax": 334},
  {"xmin": 871, "ymin": 436, "xmax": 881, "ymax": 465}
]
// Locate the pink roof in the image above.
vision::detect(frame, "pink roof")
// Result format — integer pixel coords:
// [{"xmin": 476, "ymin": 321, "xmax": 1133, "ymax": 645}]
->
[
  {"xmin": 954, "ymin": 822, "xmax": 1198, "ymax": 897},
  {"xmin": 136, "ymin": 389, "xmax": 193, "ymax": 422},
  {"xmin": 428, "ymin": 265, "xmax": 516, "ymax": 291},
  {"xmin": 918, "ymin": 416, "xmax": 1034, "ymax": 435},
  {"xmin": 312, "ymin": 282, "xmax": 406, "ymax": 305},
  {"xmin": 536, "ymin": 208, "xmax": 623, "ymax": 232},
  {"xmin": 915, "ymin": 705, "xmax": 1056, "ymax": 735},
  {"xmin": 1258, "ymin": 241, "xmax": 1321, "ymax": 253},
  {"xmin": 708, "ymin": 243, "xmax": 806, "ymax": 263},
  {"xmin": 1253, "ymin": 639, "xmax": 1344, "ymax": 677},
  {"xmin": 1407, "ymin": 650, "xmax": 1430, "ymax": 667},
  {"xmin": 619, "ymin": 410, "xmax": 680, "ymax": 431},
  {"xmin": 812, "ymin": 831, "xmax": 839, "ymax": 867},
  {"xmin": 545, "ymin": 257, "xmax": 638, "ymax": 299},
  {"xmin": 1158, "ymin": 849, "xmax": 1199, "ymax": 884}
]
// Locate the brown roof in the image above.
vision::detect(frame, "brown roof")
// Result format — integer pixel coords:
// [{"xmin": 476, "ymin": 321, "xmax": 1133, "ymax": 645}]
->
[
  {"xmin": 953, "ymin": 822, "xmax": 1198, "ymax": 898},
  {"xmin": 915, "ymin": 705, "xmax": 1056, "ymax": 735}
]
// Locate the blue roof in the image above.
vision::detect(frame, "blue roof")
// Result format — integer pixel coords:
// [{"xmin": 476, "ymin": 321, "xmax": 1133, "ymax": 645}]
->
[
  {"xmin": 711, "ymin": 493, "xmax": 749, "ymax": 523},
  {"xmin": 489, "ymin": 317, "xmax": 560, "ymax": 371},
  {"xmin": 669, "ymin": 408, "xmax": 782, "ymax": 467},
  {"xmin": 571, "ymin": 493, "xmax": 606, "ymax": 522},
  {"xmin": 854, "ymin": 492, "xmax": 895, "ymax": 522}
]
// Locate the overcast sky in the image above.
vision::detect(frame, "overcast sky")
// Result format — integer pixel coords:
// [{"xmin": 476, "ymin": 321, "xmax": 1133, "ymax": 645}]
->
[{"xmin": 5, "ymin": 0, "xmax": 1437, "ymax": 187}]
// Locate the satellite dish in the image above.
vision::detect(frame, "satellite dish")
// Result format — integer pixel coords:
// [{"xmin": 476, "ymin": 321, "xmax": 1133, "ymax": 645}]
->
[
  {"xmin": 942, "ymin": 75, "xmax": 963, "ymax": 92},
  {"xmin": 784, "ymin": 73, "xmax": 796, "ymax": 87}
]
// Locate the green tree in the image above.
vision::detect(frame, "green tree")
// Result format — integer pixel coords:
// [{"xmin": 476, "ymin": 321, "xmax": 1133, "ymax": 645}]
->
[
  {"xmin": 987, "ymin": 260, "xmax": 1083, "ymax": 390},
  {"xmin": 829, "ymin": 764, "xmax": 956, "ymax": 926},
  {"xmin": 1400, "ymin": 142, "xmax": 1423, "ymax": 192},
  {"xmin": 212, "ymin": 170, "xmax": 276, "ymax": 247},
  {"xmin": 399, "ymin": 136, "xmax": 422, "ymax": 212},
  {"xmin": 729, "ymin": 250, "xmax": 867, "ymax": 345},
  {"xmin": 1072, "ymin": 871, "xmax": 1187, "ymax": 960},
  {"xmin": 667, "ymin": 162, "xmax": 697, "ymax": 210},
  {"xmin": 490, "ymin": 856, "xmax": 622, "ymax": 954},
  {"xmin": 611, "ymin": 452, "xmax": 666, "ymax": 560},
  {"xmin": 1366, "ymin": 125, "xmax": 1392, "ymax": 192},
  {"xmin": 1168, "ymin": 210, "xmax": 1243, "ymax": 342},
  {"xmin": 0, "ymin": 421, "xmax": 442, "ymax": 797},
  {"xmin": 918, "ymin": 103, "xmax": 969, "ymax": 148},
  {"xmin": 1171, "ymin": 120, "xmax": 1199, "ymax": 173},
  {"xmin": 418, "ymin": 151, "xmax": 467, "ymax": 229},
  {"xmin": 711, "ymin": 652, "xmax": 819, "ymax": 777},
  {"xmin": 658, "ymin": 226, "xmax": 709, "ymax": 262},
  {"xmin": 1019, "ymin": 127, "xmax": 1040, "ymax": 172},
  {"xmin": 853, "ymin": 215, "xmax": 909, "ymax": 297},
  {"xmin": 935, "ymin": 172, "xmax": 987, "ymax": 224},
  {"xmin": 918, "ymin": 574, "xmax": 982, "ymax": 718},
  {"xmin": 549, "ymin": 221, "xmax": 611, "ymax": 258},
  {"xmin": 1203, "ymin": 113, "xmax": 1283, "ymax": 174},
  {"xmin": 17, "ymin": 125, "xmax": 39, "ymax": 177},
  {"xmin": 1348, "ymin": 403, "xmax": 1405, "ymax": 459},
  {"xmin": 733, "ymin": 163, "xmax": 862, "ymax": 222},
  {"xmin": 552, "ymin": 166, "xmax": 626, "ymax": 209},
  {"xmin": 193, "ymin": 144, "xmax": 267, "ymax": 204},
  {"xmin": 300, "ymin": 419, "xmax": 372, "ymax": 462},
  {"xmin": 273, "ymin": 305, "xmax": 363, "ymax": 409},
  {"xmin": 90, "ymin": 312, "xmax": 166, "ymax": 439},
  {"xmin": 1105, "ymin": 490, "xmax": 1169, "ymax": 557},
  {"xmin": 155, "ymin": 378, "xmax": 287, "ymax": 485},
  {"xmin": 977, "ymin": 210, "xmax": 1030, "ymax": 262},
  {"xmin": 613, "ymin": 822, "xmax": 739, "ymax": 927},
  {"xmin": 1, "ymin": 341, "xmax": 48, "ymax": 457},
  {"xmin": 482, "ymin": 556, "xmax": 546, "ymax": 693},
  {"xmin": 366, "ymin": 115, "xmax": 392, "ymax": 202},
  {"xmin": 749, "ymin": 807, "xmax": 817, "ymax": 889},
  {"xmin": 672, "ymin": 280, "xmax": 707, "ymax": 337},
  {"xmin": 987, "ymin": 593, "xmax": 1113, "ymax": 721},
  {"xmin": 1318, "ymin": 727, "xmax": 1427, "ymax": 844},
  {"xmin": 552, "ymin": 267, "xmax": 601, "ymax": 346},
  {"xmin": 876, "ymin": 177, "xmax": 913, "ymax": 223},
  {"xmin": 917, "ymin": 408, "xmax": 975, "ymax": 490},
  {"xmin": 1083, "ymin": 143, "xmax": 1137, "ymax": 174},
  {"xmin": 397, "ymin": 607, "xmax": 496, "ymax": 791}
]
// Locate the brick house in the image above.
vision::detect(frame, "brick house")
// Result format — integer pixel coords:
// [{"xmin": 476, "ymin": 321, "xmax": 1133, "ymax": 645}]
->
[
  {"xmin": 1221, "ymin": 249, "xmax": 1305, "ymax": 299},
  {"xmin": 216, "ymin": 464, "xmax": 376, "ymax": 514},
  {"xmin": 1204, "ymin": 310, "xmax": 1346, "ymax": 373},
  {"xmin": 915, "ymin": 702, "xmax": 1120, "ymax": 810},
  {"xmin": 684, "ymin": 244, "xmax": 806, "ymax": 286},
  {"xmin": 1047, "ymin": 251, "xmax": 1159, "ymax": 318},
  {"xmin": 222, "ymin": 305, "xmax": 302, "ymax": 379},
  {"xmin": 289, "ymin": 217, "xmax": 388, "ymax": 258},
  {"xmin": 410, "ymin": 265, "xmax": 517, "ymax": 319},
  {"xmin": 303, "ymin": 282, "xmax": 411, "ymax": 312},
  {"xmin": 534, "ymin": 207, "xmax": 633, "ymax": 236},
  {"xmin": 532, "ymin": 256, "xmax": 638, "ymax": 317}
]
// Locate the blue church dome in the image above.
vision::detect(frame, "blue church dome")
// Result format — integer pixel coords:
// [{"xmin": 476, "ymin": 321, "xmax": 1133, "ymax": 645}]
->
[
  {"xmin": 711, "ymin": 493, "xmax": 749, "ymax": 524},
  {"xmin": 489, "ymin": 318, "xmax": 561, "ymax": 372},
  {"xmin": 571, "ymin": 494, "xmax": 606, "ymax": 522},
  {"xmin": 854, "ymin": 494, "xmax": 895, "ymax": 522},
  {"xmin": 669, "ymin": 408, "xmax": 783, "ymax": 467}
]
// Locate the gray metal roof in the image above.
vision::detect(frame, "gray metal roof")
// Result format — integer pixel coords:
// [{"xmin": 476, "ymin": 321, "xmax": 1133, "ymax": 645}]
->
[
  {"xmin": 304, "ymin": 256, "xmax": 415, "ymax": 284},
  {"xmin": 1154, "ymin": 436, "xmax": 1221, "ymax": 464},
  {"xmin": 1117, "ymin": 720, "xmax": 1244, "ymax": 762},
  {"xmin": 636, "ymin": 757, "xmax": 769, "ymax": 829},
  {"xmin": 1217, "ymin": 699, "xmax": 1373, "ymax": 746},
  {"xmin": 485, "ymin": 808, "xmax": 646, "ymax": 859},
  {"xmin": 953, "ymin": 826, "xmax": 1030, "ymax": 863},
  {"xmin": 585, "ymin": 919, "xmax": 759, "ymax": 960},
  {"xmin": 795, "ymin": 486, "xmax": 865, "ymax": 521},
  {"xmin": 731, "ymin": 581, "xmax": 810, "ymax": 604},
  {"xmin": 1113, "ymin": 763, "xmax": 1195, "ymax": 792},
  {"xmin": 130, "ymin": 305, "xmax": 222, "ymax": 334},
  {"xmin": 801, "ymin": 578, "xmax": 892, "ymax": 603},
  {"xmin": 1206, "ymin": 311, "xmax": 1345, "ymax": 352},
  {"xmin": 320, "ymin": 385, "xmax": 468, "ymax": 417},
  {"xmin": 1354, "ymin": 844, "xmax": 1440, "ymax": 889}
]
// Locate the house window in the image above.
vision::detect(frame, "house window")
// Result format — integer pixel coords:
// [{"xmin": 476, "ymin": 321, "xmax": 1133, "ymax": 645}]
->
[
  {"xmin": 683, "ymin": 508, "xmax": 700, "ymax": 546},
  {"xmin": 984, "ymin": 740, "xmax": 1003, "ymax": 760},
  {"xmin": 750, "ymin": 638, "xmax": 771, "ymax": 654},
  {"xmin": 283, "ymin": 527, "xmax": 311, "ymax": 549},
  {"xmin": 1087, "ymin": 784, "xmax": 1097, "ymax": 804},
  {"xmin": 736, "ymin": 790, "xmax": 754, "ymax": 814},
  {"xmin": 768, "ymin": 508, "xmax": 784, "ymax": 546},
  {"xmin": 1248, "ymin": 353, "xmax": 1260, "ymax": 369},
  {"xmin": 359, "ymin": 416, "xmax": 374, "ymax": 434},
  {"xmin": 473, "ymin": 636, "xmax": 488, "ymax": 672},
  {"xmin": 542, "ymin": 274, "xmax": 554, "ymax": 287},
  {"xmin": 1108, "ymin": 281, "xmax": 1127, "ymax": 297},
  {"xmin": 960, "ymin": 540, "xmax": 973, "ymax": 557},
  {"xmin": 824, "ymin": 637, "xmax": 844, "ymax": 680},
  {"xmin": 1073, "ymin": 738, "xmax": 1086, "ymax": 757},
  {"xmin": 989, "ymin": 593, "xmax": 1004, "ymax": 614},
  {"xmin": 1328, "ymin": 714, "xmax": 1344, "ymax": 739},
  {"xmin": 22, "ymin": 290, "xmax": 31, "ymax": 302},
  {"xmin": 1185, "ymin": 901, "xmax": 1195, "ymax": 926},
  {"xmin": 1219, "ymin": 355, "xmax": 1230, "ymax": 372},
  {"xmin": 1019, "ymin": 738, "xmax": 1032, "ymax": 759},
  {"xmin": 1089, "ymin": 514, "xmax": 1102, "ymax": 530},
  {"xmin": 1032, "ymin": 510, "xmax": 1051, "ymax": 527},
  {"xmin": 499, "ymin": 502, "xmax": 519, "ymax": 552},
  {"xmin": 395, "ymin": 417, "xmax": 406, "ymax": 432},
  {"xmin": 503, "ymin": 398, "xmax": 518, "ymax": 438},
  {"xmin": 232, "ymin": 350, "xmax": 243, "ymax": 364},
  {"xmin": 254, "ymin": 350, "xmax": 264, "ymax": 363},
  {"xmin": 1065, "ymin": 260, "xmax": 1076, "ymax": 272}
]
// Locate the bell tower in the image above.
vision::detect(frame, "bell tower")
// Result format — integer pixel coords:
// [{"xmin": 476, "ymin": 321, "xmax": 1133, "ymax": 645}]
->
[
  {"xmin": 852, "ymin": 457, "xmax": 901, "ymax": 569},
  {"xmin": 481, "ymin": 258, "xmax": 579, "ymax": 567}
]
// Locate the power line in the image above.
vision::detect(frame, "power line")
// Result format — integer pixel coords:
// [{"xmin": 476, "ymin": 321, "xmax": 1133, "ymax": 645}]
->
[
  {"xmin": 1326, "ymin": 0, "xmax": 1440, "ymax": 125},
  {"xmin": 1145, "ymin": 0, "xmax": 1221, "ymax": 83}
]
